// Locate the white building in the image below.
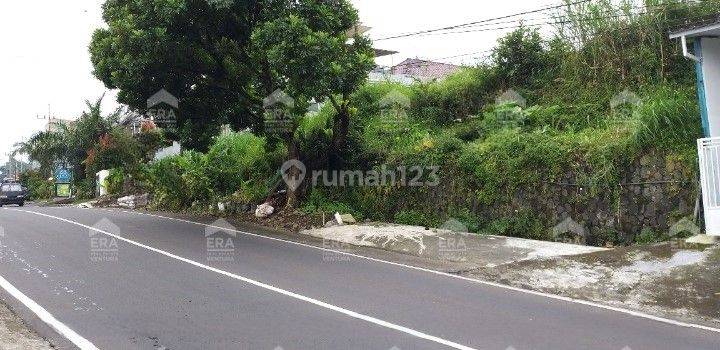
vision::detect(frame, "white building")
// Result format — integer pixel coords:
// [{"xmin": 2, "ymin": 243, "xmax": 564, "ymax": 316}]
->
[{"xmin": 671, "ymin": 17, "xmax": 720, "ymax": 236}]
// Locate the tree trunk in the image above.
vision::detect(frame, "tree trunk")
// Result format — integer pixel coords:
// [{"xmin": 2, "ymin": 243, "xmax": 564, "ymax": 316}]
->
[
  {"xmin": 285, "ymin": 138, "xmax": 301, "ymax": 209},
  {"xmin": 330, "ymin": 107, "xmax": 350, "ymax": 169}
]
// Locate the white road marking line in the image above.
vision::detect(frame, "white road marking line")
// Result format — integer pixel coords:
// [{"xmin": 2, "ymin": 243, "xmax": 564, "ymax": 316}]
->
[
  {"xmin": 0, "ymin": 275, "xmax": 98, "ymax": 350},
  {"xmin": 92, "ymin": 207, "xmax": 720, "ymax": 335},
  {"xmin": 10, "ymin": 209, "xmax": 477, "ymax": 350}
]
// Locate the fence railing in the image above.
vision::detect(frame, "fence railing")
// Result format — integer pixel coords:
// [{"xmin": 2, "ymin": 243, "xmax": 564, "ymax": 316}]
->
[{"xmin": 698, "ymin": 137, "xmax": 720, "ymax": 210}]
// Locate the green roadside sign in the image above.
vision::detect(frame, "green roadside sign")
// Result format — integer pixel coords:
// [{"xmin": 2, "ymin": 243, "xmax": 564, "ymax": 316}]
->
[{"xmin": 56, "ymin": 183, "xmax": 72, "ymax": 198}]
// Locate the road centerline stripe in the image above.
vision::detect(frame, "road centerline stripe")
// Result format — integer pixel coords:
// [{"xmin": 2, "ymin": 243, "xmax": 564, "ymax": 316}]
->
[{"xmin": 10, "ymin": 208, "xmax": 477, "ymax": 350}]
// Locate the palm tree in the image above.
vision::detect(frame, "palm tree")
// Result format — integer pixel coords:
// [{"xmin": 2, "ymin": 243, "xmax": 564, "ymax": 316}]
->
[
  {"xmin": 15, "ymin": 130, "xmax": 69, "ymax": 177},
  {"xmin": 15, "ymin": 95, "xmax": 122, "ymax": 180}
]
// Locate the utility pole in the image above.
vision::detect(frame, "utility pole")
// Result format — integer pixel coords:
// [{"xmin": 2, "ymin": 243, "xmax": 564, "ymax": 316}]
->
[
  {"xmin": 2, "ymin": 152, "xmax": 8, "ymax": 180},
  {"xmin": 36, "ymin": 104, "xmax": 56, "ymax": 132}
]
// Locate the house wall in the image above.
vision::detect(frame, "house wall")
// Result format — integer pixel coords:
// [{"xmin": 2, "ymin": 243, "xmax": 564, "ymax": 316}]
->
[
  {"xmin": 702, "ymin": 37, "xmax": 720, "ymax": 137},
  {"xmin": 368, "ymin": 72, "xmax": 417, "ymax": 85},
  {"xmin": 154, "ymin": 141, "xmax": 182, "ymax": 161}
]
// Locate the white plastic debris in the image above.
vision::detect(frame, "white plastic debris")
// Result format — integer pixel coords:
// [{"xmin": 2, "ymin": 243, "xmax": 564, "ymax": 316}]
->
[{"xmin": 255, "ymin": 203, "xmax": 275, "ymax": 218}]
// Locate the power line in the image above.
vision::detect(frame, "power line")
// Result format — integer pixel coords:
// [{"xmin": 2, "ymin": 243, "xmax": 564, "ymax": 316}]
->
[
  {"xmin": 385, "ymin": 10, "xmax": 710, "ymax": 68},
  {"xmin": 390, "ymin": 4, "xmax": 707, "ymax": 39},
  {"xmin": 430, "ymin": 50, "xmax": 494, "ymax": 61},
  {"xmin": 454, "ymin": 1, "xmax": 688, "ymax": 29},
  {"xmin": 420, "ymin": 11, "xmax": 653, "ymax": 37},
  {"xmin": 383, "ymin": 2, "xmax": 711, "ymax": 68},
  {"xmin": 373, "ymin": 0, "xmax": 698, "ymax": 41},
  {"xmin": 373, "ymin": 0, "xmax": 594, "ymax": 41}
]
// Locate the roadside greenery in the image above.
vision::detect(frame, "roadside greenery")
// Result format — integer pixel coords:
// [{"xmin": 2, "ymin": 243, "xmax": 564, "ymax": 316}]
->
[
  {"xmin": 289, "ymin": 0, "xmax": 712, "ymax": 243},
  {"xmin": 19, "ymin": 171, "xmax": 53, "ymax": 200},
  {"xmin": 146, "ymin": 131, "xmax": 284, "ymax": 210},
  {"xmin": 16, "ymin": 97, "xmax": 165, "ymax": 201},
  {"xmin": 15, "ymin": 0, "xmax": 718, "ymax": 245}
]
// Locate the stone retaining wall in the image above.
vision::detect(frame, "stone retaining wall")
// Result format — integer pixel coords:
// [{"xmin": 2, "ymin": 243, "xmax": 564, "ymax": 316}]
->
[{"xmin": 401, "ymin": 151, "xmax": 697, "ymax": 245}]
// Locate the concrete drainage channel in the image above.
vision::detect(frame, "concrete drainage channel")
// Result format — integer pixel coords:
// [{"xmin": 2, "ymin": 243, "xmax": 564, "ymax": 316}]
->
[{"xmin": 301, "ymin": 222, "xmax": 720, "ymax": 328}]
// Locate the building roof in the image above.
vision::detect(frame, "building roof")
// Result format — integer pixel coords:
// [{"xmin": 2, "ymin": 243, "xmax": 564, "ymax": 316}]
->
[
  {"xmin": 669, "ymin": 15, "xmax": 720, "ymax": 39},
  {"xmin": 393, "ymin": 58, "xmax": 461, "ymax": 70},
  {"xmin": 390, "ymin": 58, "xmax": 462, "ymax": 81}
]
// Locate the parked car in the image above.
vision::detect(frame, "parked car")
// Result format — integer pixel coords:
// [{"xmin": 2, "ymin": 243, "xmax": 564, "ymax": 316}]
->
[{"xmin": 0, "ymin": 183, "xmax": 25, "ymax": 207}]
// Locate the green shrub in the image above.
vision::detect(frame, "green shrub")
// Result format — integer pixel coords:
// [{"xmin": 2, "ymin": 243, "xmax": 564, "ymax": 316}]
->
[
  {"xmin": 446, "ymin": 208, "xmax": 482, "ymax": 233},
  {"xmin": 635, "ymin": 228, "xmax": 663, "ymax": 245},
  {"xmin": 629, "ymin": 86, "xmax": 702, "ymax": 150},
  {"xmin": 20, "ymin": 170, "xmax": 53, "ymax": 200},
  {"xmin": 593, "ymin": 228, "xmax": 622, "ymax": 247},
  {"xmin": 351, "ymin": 82, "xmax": 414, "ymax": 127},
  {"xmin": 206, "ymin": 131, "xmax": 277, "ymax": 201},
  {"xmin": 149, "ymin": 151, "xmax": 212, "ymax": 209},
  {"xmin": 410, "ymin": 67, "xmax": 498, "ymax": 125},
  {"xmin": 105, "ymin": 168, "xmax": 125, "ymax": 195},
  {"xmin": 459, "ymin": 128, "xmax": 572, "ymax": 203},
  {"xmin": 297, "ymin": 107, "xmax": 333, "ymax": 166},
  {"xmin": 147, "ymin": 132, "xmax": 282, "ymax": 209},
  {"xmin": 85, "ymin": 127, "xmax": 141, "ymax": 178},
  {"xmin": 394, "ymin": 210, "xmax": 429, "ymax": 227},
  {"xmin": 301, "ymin": 189, "xmax": 363, "ymax": 220},
  {"xmin": 74, "ymin": 178, "xmax": 96, "ymax": 200},
  {"xmin": 481, "ymin": 210, "xmax": 548, "ymax": 240},
  {"xmin": 136, "ymin": 128, "xmax": 166, "ymax": 162}
]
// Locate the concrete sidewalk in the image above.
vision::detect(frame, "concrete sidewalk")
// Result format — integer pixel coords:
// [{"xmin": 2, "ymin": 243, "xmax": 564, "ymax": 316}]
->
[
  {"xmin": 301, "ymin": 223, "xmax": 606, "ymax": 271},
  {"xmin": 469, "ymin": 242, "xmax": 720, "ymax": 327}
]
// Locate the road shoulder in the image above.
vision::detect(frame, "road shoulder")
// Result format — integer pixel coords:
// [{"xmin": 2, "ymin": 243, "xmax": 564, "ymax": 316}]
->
[
  {"xmin": 0, "ymin": 300, "xmax": 53, "ymax": 350},
  {"xmin": 112, "ymin": 208, "xmax": 720, "ymax": 330}
]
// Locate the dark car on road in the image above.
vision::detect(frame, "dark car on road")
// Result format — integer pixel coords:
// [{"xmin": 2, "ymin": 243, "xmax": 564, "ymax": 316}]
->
[{"xmin": 0, "ymin": 183, "xmax": 25, "ymax": 207}]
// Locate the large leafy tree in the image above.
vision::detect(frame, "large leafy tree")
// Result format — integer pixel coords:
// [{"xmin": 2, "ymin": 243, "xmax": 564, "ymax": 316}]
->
[
  {"xmin": 251, "ymin": 0, "xmax": 374, "ymax": 207},
  {"xmin": 493, "ymin": 27, "xmax": 548, "ymax": 90},
  {"xmin": 90, "ymin": 0, "xmax": 374, "ymax": 207},
  {"xmin": 90, "ymin": 0, "xmax": 263, "ymax": 150},
  {"xmin": 252, "ymin": 0, "xmax": 375, "ymax": 168}
]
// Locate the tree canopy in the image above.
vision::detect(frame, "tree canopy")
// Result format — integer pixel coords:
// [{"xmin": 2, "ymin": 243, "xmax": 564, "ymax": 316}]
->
[
  {"xmin": 252, "ymin": 0, "xmax": 375, "ymax": 167},
  {"xmin": 90, "ymin": 0, "xmax": 261, "ymax": 150},
  {"xmin": 90, "ymin": 0, "xmax": 374, "ymax": 155}
]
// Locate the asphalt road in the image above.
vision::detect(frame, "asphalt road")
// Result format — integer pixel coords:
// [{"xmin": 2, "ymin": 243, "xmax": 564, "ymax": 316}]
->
[{"xmin": 0, "ymin": 206, "xmax": 718, "ymax": 350}]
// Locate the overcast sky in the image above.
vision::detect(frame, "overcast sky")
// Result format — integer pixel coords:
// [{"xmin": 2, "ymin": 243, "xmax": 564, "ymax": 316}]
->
[{"xmin": 0, "ymin": 0, "xmax": 542, "ymax": 164}]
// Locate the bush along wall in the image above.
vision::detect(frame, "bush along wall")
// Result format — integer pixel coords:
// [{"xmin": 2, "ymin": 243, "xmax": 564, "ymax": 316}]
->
[{"xmin": 304, "ymin": 76, "xmax": 703, "ymax": 247}]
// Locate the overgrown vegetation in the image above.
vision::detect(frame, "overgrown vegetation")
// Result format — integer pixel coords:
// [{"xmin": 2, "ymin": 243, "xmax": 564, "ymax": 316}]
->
[
  {"xmin": 293, "ymin": 0, "xmax": 712, "ymax": 244},
  {"xmin": 145, "ymin": 131, "xmax": 285, "ymax": 210},
  {"xmin": 15, "ymin": 97, "xmax": 166, "ymax": 201},
  {"xmin": 15, "ymin": 0, "xmax": 717, "ymax": 245}
]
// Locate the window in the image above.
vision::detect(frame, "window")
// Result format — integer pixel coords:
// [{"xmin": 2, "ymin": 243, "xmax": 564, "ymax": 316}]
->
[{"xmin": 1, "ymin": 184, "xmax": 22, "ymax": 192}]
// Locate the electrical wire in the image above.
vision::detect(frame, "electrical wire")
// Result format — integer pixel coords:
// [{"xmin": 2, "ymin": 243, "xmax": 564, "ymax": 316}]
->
[
  {"xmin": 379, "ymin": 2, "xmax": 714, "ymax": 68},
  {"xmin": 373, "ymin": 0, "xmax": 699, "ymax": 41},
  {"xmin": 373, "ymin": 0, "xmax": 595, "ymax": 41}
]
